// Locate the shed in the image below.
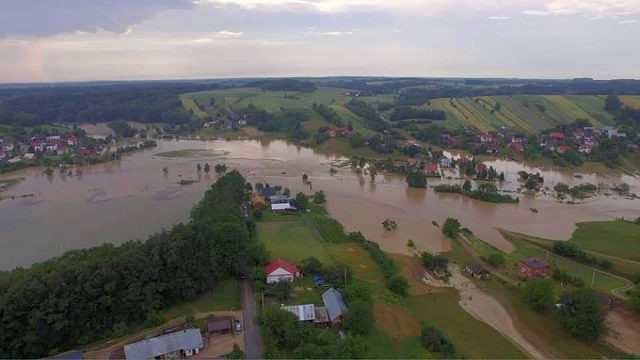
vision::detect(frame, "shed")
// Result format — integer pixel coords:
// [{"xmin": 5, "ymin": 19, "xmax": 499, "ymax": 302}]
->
[
  {"xmin": 271, "ymin": 202, "xmax": 295, "ymax": 212},
  {"xmin": 322, "ymin": 288, "xmax": 348, "ymax": 323},
  {"xmin": 206, "ymin": 317, "xmax": 233, "ymax": 335},
  {"xmin": 251, "ymin": 195, "xmax": 266, "ymax": 209},
  {"xmin": 464, "ymin": 262, "xmax": 490, "ymax": 280},
  {"xmin": 314, "ymin": 306, "xmax": 330, "ymax": 325},
  {"xmin": 123, "ymin": 328, "xmax": 203, "ymax": 360}
]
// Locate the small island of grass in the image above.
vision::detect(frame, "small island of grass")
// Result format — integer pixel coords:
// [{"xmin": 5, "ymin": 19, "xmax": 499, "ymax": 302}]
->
[{"xmin": 433, "ymin": 182, "xmax": 519, "ymax": 204}]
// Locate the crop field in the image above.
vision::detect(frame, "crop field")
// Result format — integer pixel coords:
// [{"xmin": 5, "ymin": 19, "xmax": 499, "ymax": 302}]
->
[
  {"xmin": 427, "ymin": 95, "xmax": 615, "ymax": 134},
  {"xmin": 257, "ymin": 222, "xmax": 335, "ymax": 264},
  {"xmin": 620, "ymin": 95, "xmax": 640, "ymax": 109}
]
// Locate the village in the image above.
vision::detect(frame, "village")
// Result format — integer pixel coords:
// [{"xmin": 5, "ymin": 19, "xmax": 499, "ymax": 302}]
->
[{"xmin": 0, "ymin": 130, "xmax": 156, "ymax": 173}]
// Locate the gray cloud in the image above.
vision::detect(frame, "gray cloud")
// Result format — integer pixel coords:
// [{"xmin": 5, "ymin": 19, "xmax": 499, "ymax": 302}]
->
[{"xmin": 0, "ymin": 0, "xmax": 193, "ymax": 38}]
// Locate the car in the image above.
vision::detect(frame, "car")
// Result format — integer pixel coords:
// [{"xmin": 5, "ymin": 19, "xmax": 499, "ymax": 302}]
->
[
  {"xmin": 238, "ymin": 272, "xmax": 247, "ymax": 280},
  {"xmin": 235, "ymin": 320, "xmax": 242, "ymax": 332}
]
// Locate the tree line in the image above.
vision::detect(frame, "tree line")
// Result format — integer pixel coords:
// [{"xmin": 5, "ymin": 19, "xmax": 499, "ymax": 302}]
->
[
  {"xmin": 0, "ymin": 82, "xmax": 221, "ymax": 127},
  {"xmin": 0, "ymin": 171, "xmax": 251, "ymax": 358}
]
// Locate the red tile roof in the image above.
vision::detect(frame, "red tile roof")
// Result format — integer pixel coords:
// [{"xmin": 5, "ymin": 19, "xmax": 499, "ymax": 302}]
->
[
  {"xmin": 424, "ymin": 162, "xmax": 438, "ymax": 173},
  {"xmin": 557, "ymin": 145, "xmax": 571, "ymax": 154},
  {"xmin": 265, "ymin": 259, "xmax": 300, "ymax": 275}
]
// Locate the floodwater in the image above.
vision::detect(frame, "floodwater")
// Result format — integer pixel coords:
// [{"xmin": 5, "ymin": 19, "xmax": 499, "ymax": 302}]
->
[{"xmin": 1, "ymin": 139, "xmax": 639, "ymax": 270}]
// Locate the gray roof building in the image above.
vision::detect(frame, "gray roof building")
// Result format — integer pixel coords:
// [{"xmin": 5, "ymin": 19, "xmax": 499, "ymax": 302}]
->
[
  {"xmin": 123, "ymin": 328, "xmax": 203, "ymax": 360},
  {"xmin": 322, "ymin": 288, "xmax": 348, "ymax": 322}
]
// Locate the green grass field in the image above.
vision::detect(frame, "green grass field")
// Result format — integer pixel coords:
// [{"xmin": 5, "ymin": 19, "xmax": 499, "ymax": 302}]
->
[
  {"xmin": 257, "ymin": 222, "xmax": 335, "ymax": 264},
  {"xmin": 620, "ymin": 95, "xmax": 640, "ymax": 110},
  {"xmin": 163, "ymin": 279, "xmax": 240, "ymax": 318},
  {"xmin": 501, "ymin": 231, "xmax": 627, "ymax": 293},
  {"xmin": 571, "ymin": 221, "xmax": 640, "ymax": 262}
]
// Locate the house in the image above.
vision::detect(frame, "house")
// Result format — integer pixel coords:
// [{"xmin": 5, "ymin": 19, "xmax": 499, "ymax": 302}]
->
[
  {"xmin": 282, "ymin": 304, "xmax": 316, "ymax": 322},
  {"xmin": 424, "ymin": 162, "xmax": 439, "ymax": 176},
  {"xmin": 123, "ymin": 328, "xmax": 203, "ymax": 360},
  {"xmin": 508, "ymin": 141, "xmax": 524, "ymax": 152},
  {"xmin": 480, "ymin": 133, "xmax": 495, "ymax": 144},
  {"xmin": 269, "ymin": 195, "xmax": 291, "ymax": 204},
  {"xmin": 326, "ymin": 129, "xmax": 337, "ymax": 138},
  {"xmin": 67, "ymin": 134, "xmax": 79, "ymax": 146},
  {"xmin": 518, "ymin": 258, "xmax": 550, "ymax": 278},
  {"xmin": 579, "ymin": 142, "xmax": 597, "ymax": 154},
  {"xmin": 556, "ymin": 145, "xmax": 571, "ymax": 154},
  {"xmin": 23, "ymin": 153, "xmax": 36, "ymax": 161},
  {"xmin": 464, "ymin": 262, "xmax": 490, "ymax": 280},
  {"xmin": 271, "ymin": 202, "xmax": 296, "ymax": 212},
  {"xmin": 0, "ymin": 150, "xmax": 5, "ymax": 166},
  {"xmin": 31, "ymin": 139, "xmax": 44, "ymax": 152},
  {"xmin": 549, "ymin": 132, "xmax": 565, "ymax": 142},
  {"xmin": 2, "ymin": 142, "xmax": 14, "ymax": 152},
  {"xmin": 251, "ymin": 195, "xmax": 266, "ymax": 209},
  {"xmin": 407, "ymin": 157, "xmax": 418, "ymax": 168},
  {"xmin": 260, "ymin": 187, "xmax": 277, "ymax": 199},
  {"xmin": 485, "ymin": 144, "xmax": 499, "ymax": 154},
  {"xmin": 206, "ymin": 317, "xmax": 233, "ymax": 335},
  {"xmin": 321, "ymin": 288, "xmax": 347, "ymax": 324},
  {"xmin": 440, "ymin": 157, "xmax": 453, "ymax": 168},
  {"xmin": 265, "ymin": 259, "xmax": 301, "ymax": 283}
]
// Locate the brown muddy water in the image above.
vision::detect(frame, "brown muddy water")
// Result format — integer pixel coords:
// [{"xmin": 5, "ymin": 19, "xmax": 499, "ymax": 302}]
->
[{"xmin": 1, "ymin": 139, "xmax": 639, "ymax": 270}]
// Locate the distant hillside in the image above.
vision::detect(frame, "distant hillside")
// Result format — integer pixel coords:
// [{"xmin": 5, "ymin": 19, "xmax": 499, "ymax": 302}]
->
[{"xmin": 248, "ymin": 79, "xmax": 317, "ymax": 92}]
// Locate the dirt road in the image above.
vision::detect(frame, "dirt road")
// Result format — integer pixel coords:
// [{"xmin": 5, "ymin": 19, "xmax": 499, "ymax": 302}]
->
[{"xmin": 448, "ymin": 265, "xmax": 548, "ymax": 360}]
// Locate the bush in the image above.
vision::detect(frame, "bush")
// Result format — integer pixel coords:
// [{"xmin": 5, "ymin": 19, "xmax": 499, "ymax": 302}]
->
[
  {"xmin": 523, "ymin": 279, "xmax": 554, "ymax": 312},
  {"xmin": 300, "ymin": 257, "xmax": 323, "ymax": 275},
  {"xmin": 420, "ymin": 251, "xmax": 448, "ymax": 271},
  {"xmin": 144, "ymin": 310, "xmax": 165, "ymax": 328},
  {"xmin": 313, "ymin": 191, "xmax": 326, "ymax": 204},
  {"xmin": 487, "ymin": 253, "xmax": 505, "ymax": 267},
  {"xmin": 343, "ymin": 283, "xmax": 372, "ymax": 305},
  {"xmin": 253, "ymin": 210, "xmax": 263, "ymax": 220},
  {"xmin": 110, "ymin": 322, "xmax": 132, "ymax": 338},
  {"xmin": 420, "ymin": 326, "xmax": 455, "ymax": 357},
  {"xmin": 387, "ymin": 276, "xmax": 409, "ymax": 296},
  {"xmin": 227, "ymin": 343, "xmax": 245, "ymax": 359}
]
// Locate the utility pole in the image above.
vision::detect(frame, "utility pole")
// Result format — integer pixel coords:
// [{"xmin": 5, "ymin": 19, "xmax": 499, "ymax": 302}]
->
[{"xmin": 591, "ymin": 271, "xmax": 595, "ymax": 289}]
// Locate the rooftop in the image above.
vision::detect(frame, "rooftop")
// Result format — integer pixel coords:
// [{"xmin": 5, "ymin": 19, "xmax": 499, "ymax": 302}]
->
[
  {"xmin": 123, "ymin": 328, "xmax": 203, "ymax": 360},
  {"xmin": 520, "ymin": 257, "xmax": 549, "ymax": 269},
  {"xmin": 322, "ymin": 288, "xmax": 347, "ymax": 322}
]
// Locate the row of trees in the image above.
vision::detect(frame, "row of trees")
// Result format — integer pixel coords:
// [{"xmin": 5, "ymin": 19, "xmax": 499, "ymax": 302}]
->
[{"xmin": 0, "ymin": 171, "xmax": 251, "ymax": 358}]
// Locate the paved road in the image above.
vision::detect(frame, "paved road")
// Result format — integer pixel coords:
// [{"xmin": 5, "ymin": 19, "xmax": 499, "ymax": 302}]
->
[{"xmin": 241, "ymin": 280, "xmax": 262, "ymax": 359}]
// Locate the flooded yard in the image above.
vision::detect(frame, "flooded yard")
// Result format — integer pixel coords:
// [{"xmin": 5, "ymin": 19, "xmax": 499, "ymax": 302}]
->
[{"xmin": 1, "ymin": 139, "xmax": 639, "ymax": 270}]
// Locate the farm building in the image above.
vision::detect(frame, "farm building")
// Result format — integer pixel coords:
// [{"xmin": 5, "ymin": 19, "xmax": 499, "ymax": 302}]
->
[
  {"xmin": 282, "ymin": 304, "xmax": 316, "ymax": 322},
  {"xmin": 271, "ymin": 202, "xmax": 296, "ymax": 212},
  {"xmin": 321, "ymin": 288, "xmax": 347, "ymax": 324},
  {"xmin": 463, "ymin": 262, "xmax": 490, "ymax": 280},
  {"xmin": 123, "ymin": 328, "xmax": 203, "ymax": 360},
  {"xmin": 518, "ymin": 258, "xmax": 550, "ymax": 278},
  {"xmin": 265, "ymin": 259, "xmax": 301, "ymax": 283},
  {"xmin": 251, "ymin": 195, "xmax": 266, "ymax": 209},
  {"xmin": 206, "ymin": 317, "xmax": 233, "ymax": 335}
]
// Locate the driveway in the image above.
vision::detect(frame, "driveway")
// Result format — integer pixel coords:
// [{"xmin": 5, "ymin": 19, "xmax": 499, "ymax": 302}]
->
[{"xmin": 241, "ymin": 280, "xmax": 263, "ymax": 359}]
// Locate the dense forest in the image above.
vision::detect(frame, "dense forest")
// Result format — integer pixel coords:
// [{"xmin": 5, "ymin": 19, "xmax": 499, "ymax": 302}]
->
[
  {"xmin": 0, "ymin": 82, "xmax": 221, "ymax": 126},
  {"xmin": 0, "ymin": 171, "xmax": 252, "ymax": 358}
]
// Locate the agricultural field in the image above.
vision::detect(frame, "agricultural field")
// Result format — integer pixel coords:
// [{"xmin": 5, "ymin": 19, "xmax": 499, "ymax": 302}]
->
[
  {"xmin": 163, "ymin": 279, "xmax": 240, "ymax": 318},
  {"xmin": 501, "ymin": 231, "xmax": 628, "ymax": 294},
  {"xmin": 571, "ymin": 221, "xmax": 640, "ymax": 262},
  {"xmin": 256, "ymin": 205, "xmax": 530, "ymax": 358},
  {"xmin": 426, "ymin": 95, "xmax": 614, "ymax": 134},
  {"xmin": 620, "ymin": 95, "xmax": 640, "ymax": 109}
]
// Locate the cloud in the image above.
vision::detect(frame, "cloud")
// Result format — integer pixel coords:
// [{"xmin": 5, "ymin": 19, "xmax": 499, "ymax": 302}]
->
[
  {"xmin": 302, "ymin": 30, "xmax": 353, "ymax": 36},
  {"xmin": 522, "ymin": 0, "xmax": 640, "ymax": 18},
  {"xmin": 0, "ymin": 0, "xmax": 192, "ymax": 38},
  {"xmin": 618, "ymin": 19, "xmax": 637, "ymax": 24},
  {"xmin": 218, "ymin": 30, "xmax": 244, "ymax": 37},
  {"xmin": 489, "ymin": 16, "xmax": 511, "ymax": 20}
]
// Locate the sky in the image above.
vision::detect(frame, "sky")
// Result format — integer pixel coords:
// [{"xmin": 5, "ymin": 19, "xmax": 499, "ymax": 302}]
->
[{"xmin": 0, "ymin": 0, "xmax": 639, "ymax": 83}]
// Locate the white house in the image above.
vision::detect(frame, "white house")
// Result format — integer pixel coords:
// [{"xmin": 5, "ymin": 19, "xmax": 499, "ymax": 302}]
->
[{"xmin": 264, "ymin": 259, "xmax": 301, "ymax": 283}]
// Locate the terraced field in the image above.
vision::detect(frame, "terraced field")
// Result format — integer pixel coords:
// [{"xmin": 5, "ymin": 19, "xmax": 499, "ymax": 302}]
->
[
  {"xmin": 182, "ymin": 87, "xmax": 385, "ymax": 136},
  {"xmin": 620, "ymin": 95, "xmax": 640, "ymax": 109},
  {"xmin": 428, "ymin": 95, "xmax": 614, "ymax": 134},
  {"xmin": 183, "ymin": 87, "xmax": 620, "ymax": 136}
]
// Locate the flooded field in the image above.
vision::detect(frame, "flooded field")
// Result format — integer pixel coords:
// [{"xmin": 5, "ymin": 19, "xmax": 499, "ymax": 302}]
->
[{"xmin": 1, "ymin": 139, "xmax": 639, "ymax": 270}]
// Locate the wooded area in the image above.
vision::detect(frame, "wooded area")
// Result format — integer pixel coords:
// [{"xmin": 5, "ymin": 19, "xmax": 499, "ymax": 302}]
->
[{"xmin": 0, "ymin": 171, "xmax": 250, "ymax": 358}]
